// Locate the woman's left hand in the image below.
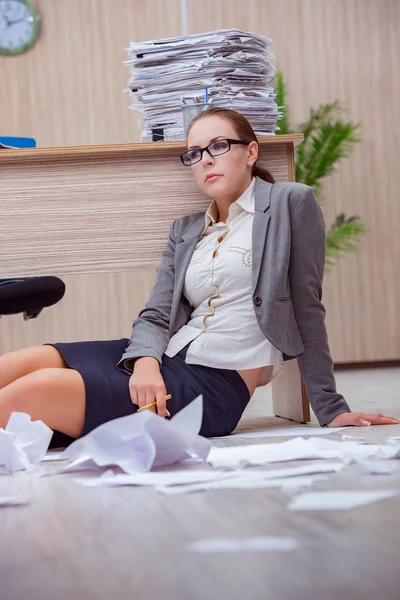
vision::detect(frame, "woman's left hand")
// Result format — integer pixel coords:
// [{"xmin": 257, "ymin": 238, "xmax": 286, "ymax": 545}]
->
[{"xmin": 328, "ymin": 412, "xmax": 400, "ymax": 427}]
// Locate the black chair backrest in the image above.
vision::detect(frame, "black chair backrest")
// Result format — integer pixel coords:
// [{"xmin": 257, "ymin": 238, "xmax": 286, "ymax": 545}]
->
[{"xmin": 0, "ymin": 277, "xmax": 65, "ymax": 319}]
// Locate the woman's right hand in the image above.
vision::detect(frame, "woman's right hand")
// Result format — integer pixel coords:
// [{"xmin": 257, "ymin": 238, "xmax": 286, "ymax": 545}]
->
[{"xmin": 129, "ymin": 357, "xmax": 170, "ymax": 418}]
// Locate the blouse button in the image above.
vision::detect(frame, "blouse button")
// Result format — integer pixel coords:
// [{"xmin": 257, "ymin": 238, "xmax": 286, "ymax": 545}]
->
[{"xmin": 254, "ymin": 296, "xmax": 262, "ymax": 307}]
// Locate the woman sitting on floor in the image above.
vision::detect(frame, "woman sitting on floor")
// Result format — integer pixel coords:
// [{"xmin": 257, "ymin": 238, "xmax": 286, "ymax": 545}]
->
[{"xmin": 0, "ymin": 107, "xmax": 398, "ymax": 443}]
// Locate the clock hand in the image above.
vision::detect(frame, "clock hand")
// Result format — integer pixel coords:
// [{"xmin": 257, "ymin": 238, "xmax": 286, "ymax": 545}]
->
[{"xmin": 9, "ymin": 18, "xmax": 30, "ymax": 26}]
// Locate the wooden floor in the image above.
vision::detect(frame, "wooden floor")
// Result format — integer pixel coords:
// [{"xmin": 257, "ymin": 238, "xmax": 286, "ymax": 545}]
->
[{"xmin": 1, "ymin": 367, "xmax": 400, "ymax": 600}]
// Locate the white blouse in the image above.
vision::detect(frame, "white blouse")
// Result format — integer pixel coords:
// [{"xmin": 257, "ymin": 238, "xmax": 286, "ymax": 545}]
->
[{"xmin": 165, "ymin": 178, "xmax": 284, "ymax": 387}]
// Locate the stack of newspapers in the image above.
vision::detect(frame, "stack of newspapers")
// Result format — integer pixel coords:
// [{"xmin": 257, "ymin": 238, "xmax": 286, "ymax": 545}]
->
[{"xmin": 125, "ymin": 28, "xmax": 280, "ymax": 142}]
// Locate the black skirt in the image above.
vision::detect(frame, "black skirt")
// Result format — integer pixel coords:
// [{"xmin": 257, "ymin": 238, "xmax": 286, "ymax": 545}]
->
[{"xmin": 47, "ymin": 339, "xmax": 250, "ymax": 446}]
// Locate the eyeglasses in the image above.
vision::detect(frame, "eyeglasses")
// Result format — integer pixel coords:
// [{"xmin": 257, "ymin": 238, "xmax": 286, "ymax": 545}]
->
[{"xmin": 180, "ymin": 138, "xmax": 249, "ymax": 166}]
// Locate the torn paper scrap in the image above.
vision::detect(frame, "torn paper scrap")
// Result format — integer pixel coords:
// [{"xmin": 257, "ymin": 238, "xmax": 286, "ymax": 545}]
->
[
  {"xmin": 278, "ymin": 475, "xmax": 328, "ymax": 490},
  {"xmin": 183, "ymin": 536, "xmax": 300, "ymax": 553},
  {"xmin": 77, "ymin": 469, "xmax": 241, "ymax": 488},
  {"xmin": 388, "ymin": 437, "xmax": 400, "ymax": 444},
  {"xmin": 59, "ymin": 456, "xmax": 111, "ymax": 474},
  {"xmin": 155, "ymin": 461, "xmax": 345, "ymax": 495},
  {"xmin": 208, "ymin": 436, "xmax": 400, "ymax": 469},
  {"xmin": 208, "ymin": 437, "xmax": 321, "ymax": 468},
  {"xmin": 0, "ymin": 412, "xmax": 53, "ymax": 474},
  {"xmin": 61, "ymin": 396, "xmax": 210, "ymax": 474},
  {"xmin": 157, "ymin": 474, "xmax": 328, "ymax": 495},
  {"xmin": 376, "ymin": 444, "xmax": 400, "ymax": 459},
  {"xmin": 218, "ymin": 426, "xmax": 347, "ymax": 440},
  {"xmin": 246, "ymin": 461, "xmax": 345, "ymax": 479},
  {"xmin": 41, "ymin": 452, "xmax": 66, "ymax": 462},
  {"xmin": 208, "ymin": 437, "xmax": 310, "ymax": 468},
  {"xmin": 288, "ymin": 489, "xmax": 399, "ymax": 511},
  {"xmin": 357, "ymin": 460, "xmax": 397, "ymax": 475},
  {"xmin": 77, "ymin": 460, "xmax": 344, "ymax": 490},
  {"xmin": 341, "ymin": 435, "xmax": 366, "ymax": 444},
  {"xmin": 0, "ymin": 494, "xmax": 29, "ymax": 507}
]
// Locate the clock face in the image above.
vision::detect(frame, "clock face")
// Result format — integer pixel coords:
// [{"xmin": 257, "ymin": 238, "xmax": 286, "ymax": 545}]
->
[{"xmin": 0, "ymin": 0, "xmax": 40, "ymax": 55}]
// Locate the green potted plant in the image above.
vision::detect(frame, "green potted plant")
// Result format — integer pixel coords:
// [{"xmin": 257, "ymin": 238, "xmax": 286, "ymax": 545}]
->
[{"xmin": 274, "ymin": 71, "xmax": 366, "ymax": 270}]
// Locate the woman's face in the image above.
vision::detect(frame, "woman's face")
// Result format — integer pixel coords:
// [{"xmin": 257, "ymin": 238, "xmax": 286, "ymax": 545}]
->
[{"xmin": 187, "ymin": 116, "xmax": 258, "ymax": 198}]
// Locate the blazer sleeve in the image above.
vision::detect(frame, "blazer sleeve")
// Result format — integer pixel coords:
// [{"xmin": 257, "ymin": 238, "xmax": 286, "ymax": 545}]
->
[
  {"xmin": 116, "ymin": 219, "xmax": 178, "ymax": 374},
  {"xmin": 288, "ymin": 186, "xmax": 351, "ymax": 426}
]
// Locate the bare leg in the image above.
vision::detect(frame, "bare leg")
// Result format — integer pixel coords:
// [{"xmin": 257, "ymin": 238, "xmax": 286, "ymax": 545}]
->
[
  {"xmin": 0, "ymin": 345, "xmax": 67, "ymax": 390},
  {"xmin": 0, "ymin": 368, "xmax": 85, "ymax": 438}
]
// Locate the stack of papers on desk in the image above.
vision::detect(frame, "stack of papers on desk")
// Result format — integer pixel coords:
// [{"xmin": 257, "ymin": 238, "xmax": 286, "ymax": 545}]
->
[{"xmin": 125, "ymin": 28, "xmax": 280, "ymax": 141}]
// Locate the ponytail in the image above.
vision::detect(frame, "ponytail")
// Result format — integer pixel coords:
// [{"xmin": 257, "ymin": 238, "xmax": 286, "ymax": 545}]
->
[{"xmin": 253, "ymin": 164, "xmax": 275, "ymax": 183}]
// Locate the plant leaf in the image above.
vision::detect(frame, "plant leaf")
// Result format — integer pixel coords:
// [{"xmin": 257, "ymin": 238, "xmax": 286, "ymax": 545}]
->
[
  {"xmin": 297, "ymin": 121, "xmax": 361, "ymax": 187},
  {"xmin": 275, "ymin": 72, "xmax": 366, "ymax": 272},
  {"xmin": 273, "ymin": 71, "xmax": 291, "ymax": 134},
  {"xmin": 296, "ymin": 101, "xmax": 342, "ymax": 181},
  {"xmin": 325, "ymin": 214, "xmax": 367, "ymax": 271}
]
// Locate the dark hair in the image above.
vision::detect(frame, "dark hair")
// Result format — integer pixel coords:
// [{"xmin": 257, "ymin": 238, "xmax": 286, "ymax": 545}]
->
[{"xmin": 186, "ymin": 106, "xmax": 275, "ymax": 183}]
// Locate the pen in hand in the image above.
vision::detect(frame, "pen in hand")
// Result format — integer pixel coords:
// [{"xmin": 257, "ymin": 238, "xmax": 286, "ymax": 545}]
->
[{"xmin": 137, "ymin": 393, "xmax": 172, "ymax": 414}]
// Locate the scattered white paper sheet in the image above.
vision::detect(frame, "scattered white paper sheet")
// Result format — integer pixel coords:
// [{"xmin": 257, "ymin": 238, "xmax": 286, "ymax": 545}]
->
[
  {"xmin": 183, "ymin": 536, "xmax": 300, "ymax": 553},
  {"xmin": 60, "ymin": 396, "xmax": 210, "ymax": 474},
  {"xmin": 58, "ymin": 456, "xmax": 109, "ymax": 474},
  {"xmin": 208, "ymin": 436, "xmax": 400, "ymax": 469},
  {"xmin": 77, "ymin": 460, "xmax": 344, "ymax": 491},
  {"xmin": 156, "ymin": 462, "xmax": 344, "ymax": 495},
  {"xmin": 0, "ymin": 412, "xmax": 53, "ymax": 474},
  {"xmin": 217, "ymin": 426, "xmax": 347, "ymax": 440},
  {"xmin": 41, "ymin": 452, "xmax": 65, "ymax": 462},
  {"xmin": 288, "ymin": 489, "xmax": 399, "ymax": 511},
  {"xmin": 277, "ymin": 475, "xmax": 328, "ymax": 490},
  {"xmin": 239, "ymin": 461, "xmax": 345, "ymax": 480},
  {"xmin": 357, "ymin": 460, "xmax": 397, "ymax": 475},
  {"xmin": 157, "ymin": 474, "xmax": 328, "ymax": 495},
  {"xmin": 341, "ymin": 435, "xmax": 366, "ymax": 444},
  {"xmin": 387, "ymin": 438, "xmax": 400, "ymax": 447},
  {"xmin": 0, "ymin": 495, "xmax": 29, "ymax": 507},
  {"xmin": 77, "ymin": 469, "xmax": 240, "ymax": 488}
]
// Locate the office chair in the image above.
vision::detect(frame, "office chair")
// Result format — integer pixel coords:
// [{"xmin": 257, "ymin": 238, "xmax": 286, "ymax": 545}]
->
[{"xmin": 0, "ymin": 276, "xmax": 65, "ymax": 320}]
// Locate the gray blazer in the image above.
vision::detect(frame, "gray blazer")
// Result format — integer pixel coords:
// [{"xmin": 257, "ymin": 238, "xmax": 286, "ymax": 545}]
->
[{"xmin": 118, "ymin": 177, "xmax": 351, "ymax": 426}]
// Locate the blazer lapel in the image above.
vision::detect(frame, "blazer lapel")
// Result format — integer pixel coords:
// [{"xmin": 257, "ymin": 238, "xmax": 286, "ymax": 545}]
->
[{"xmin": 252, "ymin": 178, "xmax": 273, "ymax": 294}]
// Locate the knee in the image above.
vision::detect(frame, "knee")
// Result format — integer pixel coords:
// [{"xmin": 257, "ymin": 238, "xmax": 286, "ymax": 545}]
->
[
  {"xmin": 0, "ymin": 368, "xmax": 64, "ymax": 417},
  {"xmin": 23, "ymin": 367, "xmax": 65, "ymax": 390},
  {"xmin": 9, "ymin": 369, "xmax": 66, "ymax": 408}
]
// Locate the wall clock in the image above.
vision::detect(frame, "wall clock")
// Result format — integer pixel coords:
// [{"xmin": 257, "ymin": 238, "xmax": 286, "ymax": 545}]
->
[{"xmin": 0, "ymin": 0, "xmax": 40, "ymax": 55}]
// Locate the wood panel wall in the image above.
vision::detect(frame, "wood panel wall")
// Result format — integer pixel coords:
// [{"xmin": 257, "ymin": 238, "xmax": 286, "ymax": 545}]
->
[{"xmin": 1, "ymin": 0, "xmax": 399, "ymax": 362}]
